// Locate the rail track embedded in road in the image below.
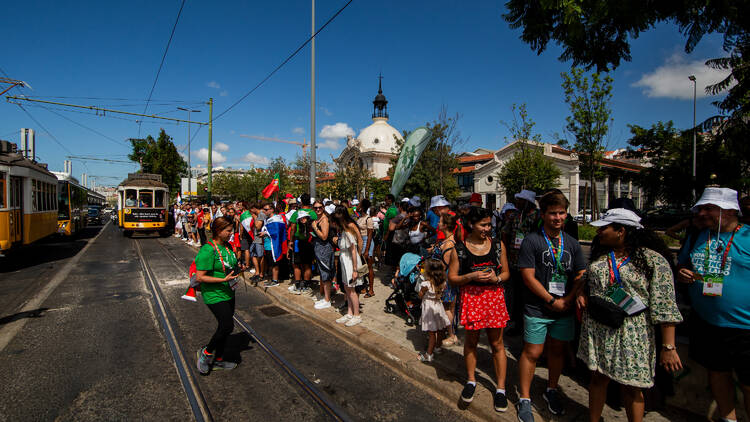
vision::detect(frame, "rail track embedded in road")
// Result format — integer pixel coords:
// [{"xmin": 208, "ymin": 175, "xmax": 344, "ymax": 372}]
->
[
  {"xmin": 133, "ymin": 239, "xmax": 213, "ymax": 422},
  {"xmin": 141, "ymin": 237, "xmax": 353, "ymax": 422}
]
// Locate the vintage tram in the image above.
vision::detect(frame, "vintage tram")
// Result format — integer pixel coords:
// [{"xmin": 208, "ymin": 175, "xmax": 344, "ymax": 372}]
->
[
  {"xmin": 117, "ymin": 173, "xmax": 169, "ymax": 237},
  {"xmin": 0, "ymin": 140, "xmax": 58, "ymax": 254}
]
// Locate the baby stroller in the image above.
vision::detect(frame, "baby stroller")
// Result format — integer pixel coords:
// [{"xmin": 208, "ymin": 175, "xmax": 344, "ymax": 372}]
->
[{"xmin": 384, "ymin": 252, "xmax": 423, "ymax": 326}]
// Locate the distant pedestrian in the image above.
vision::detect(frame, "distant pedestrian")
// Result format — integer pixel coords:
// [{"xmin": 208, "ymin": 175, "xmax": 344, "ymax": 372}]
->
[
  {"xmin": 417, "ymin": 259, "xmax": 452, "ymax": 362},
  {"xmin": 195, "ymin": 216, "xmax": 242, "ymax": 374}
]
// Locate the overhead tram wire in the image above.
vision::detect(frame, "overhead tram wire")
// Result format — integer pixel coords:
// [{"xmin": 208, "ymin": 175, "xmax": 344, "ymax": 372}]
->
[
  {"xmin": 213, "ymin": 0, "xmax": 355, "ymax": 122},
  {"xmin": 37, "ymin": 105, "xmax": 129, "ymax": 147},
  {"xmin": 16, "ymin": 104, "xmax": 90, "ymax": 172},
  {"xmin": 139, "ymin": 0, "xmax": 187, "ymax": 136}
]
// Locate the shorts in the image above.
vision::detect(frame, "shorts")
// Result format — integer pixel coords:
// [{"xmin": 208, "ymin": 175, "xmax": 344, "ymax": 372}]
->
[
  {"xmin": 524, "ymin": 314, "xmax": 575, "ymax": 344},
  {"xmin": 361, "ymin": 236, "xmax": 375, "ymax": 257},
  {"xmin": 240, "ymin": 239, "xmax": 250, "ymax": 251},
  {"xmin": 249, "ymin": 243, "xmax": 264, "ymax": 258},
  {"xmin": 689, "ymin": 313, "xmax": 750, "ymax": 385},
  {"xmin": 264, "ymin": 250, "xmax": 280, "ymax": 267},
  {"xmin": 291, "ymin": 239, "xmax": 314, "ymax": 266}
]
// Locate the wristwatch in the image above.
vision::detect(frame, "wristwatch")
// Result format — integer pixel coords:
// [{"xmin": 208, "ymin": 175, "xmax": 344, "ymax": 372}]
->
[
  {"xmin": 661, "ymin": 344, "xmax": 676, "ymax": 351},
  {"xmin": 547, "ymin": 297, "xmax": 556, "ymax": 305}
]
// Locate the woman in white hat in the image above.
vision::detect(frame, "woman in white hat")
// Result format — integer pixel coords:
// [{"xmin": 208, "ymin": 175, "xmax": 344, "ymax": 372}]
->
[{"xmin": 579, "ymin": 208, "xmax": 683, "ymax": 422}]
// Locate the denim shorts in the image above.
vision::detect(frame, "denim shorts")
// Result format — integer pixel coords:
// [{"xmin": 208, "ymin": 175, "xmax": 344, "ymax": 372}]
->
[
  {"xmin": 249, "ymin": 243, "xmax": 264, "ymax": 258},
  {"xmin": 361, "ymin": 236, "xmax": 375, "ymax": 257}
]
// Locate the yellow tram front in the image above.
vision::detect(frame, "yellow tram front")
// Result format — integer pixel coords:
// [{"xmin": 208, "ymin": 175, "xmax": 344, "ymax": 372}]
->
[{"xmin": 117, "ymin": 173, "xmax": 168, "ymax": 237}]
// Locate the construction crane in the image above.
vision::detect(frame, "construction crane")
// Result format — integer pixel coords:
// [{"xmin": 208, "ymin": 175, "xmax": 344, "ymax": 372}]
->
[{"xmin": 240, "ymin": 134, "xmax": 308, "ymax": 156}]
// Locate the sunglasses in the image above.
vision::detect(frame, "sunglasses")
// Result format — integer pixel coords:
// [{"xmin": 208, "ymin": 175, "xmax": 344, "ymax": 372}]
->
[{"xmin": 313, "ymin": 206, "xmax": 324, "ymax": 210}]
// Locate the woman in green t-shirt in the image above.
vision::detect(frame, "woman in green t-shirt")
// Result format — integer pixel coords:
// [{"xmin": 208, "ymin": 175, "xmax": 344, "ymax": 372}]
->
[{"xmin": 195, "ymin": 216, "xmax": 242, "ymax": 375}]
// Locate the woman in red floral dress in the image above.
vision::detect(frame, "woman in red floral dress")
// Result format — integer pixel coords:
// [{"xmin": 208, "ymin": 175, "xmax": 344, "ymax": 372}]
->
[{"xmin": 447, "ymin": 206, "xmax": 511, "ymax": 412}]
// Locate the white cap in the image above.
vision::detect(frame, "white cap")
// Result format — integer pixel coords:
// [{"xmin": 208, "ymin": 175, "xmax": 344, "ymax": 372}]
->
[
  {"xmin": 429, "ymin": 195, "xmax": 450, "ymax": 209},
  {"xmin": 351, "ymin": 199, "xmax": 360, "ymax": 205},
  {"xmin": 297, "ymin": 210, "xmax": 310, "ymax": 219},
  {"xmin": 401, "ymin": 197, "xmax": 410, "ymax": 203},
  {"xmin": 692, "ymin": 187, "xmax": 741, "ymax": 215},
  {"xmin": 500, "ymin": 203, "xmax": 517, "ymax": 214},
  {"xmin": 409, "ymin": 195, "xmax": 422, "ymax": 207},
  {"xmin": 591, "ymin": 208, "xmax": 644, "ymax": 229},
  {"xmin": 325, "ymin": 204, "xmax": 336, "ymax": 214},
  {"xmin": 514, "ymin": 189, "xmax": 537, "ymax": 204}
]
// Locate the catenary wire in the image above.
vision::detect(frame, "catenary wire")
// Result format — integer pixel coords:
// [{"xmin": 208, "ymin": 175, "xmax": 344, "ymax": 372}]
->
[
  {"xmin": 139, "ymin": 0, "xmax": 187, "ymax": 136},
  {"xmin": 213, "ymin": 0, "xmax": 355, "ymax": 122}
]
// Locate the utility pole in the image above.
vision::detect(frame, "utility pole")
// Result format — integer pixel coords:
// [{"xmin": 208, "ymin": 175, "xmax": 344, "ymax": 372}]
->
[
  {"xmin": 310, "ymin": 0, "xmax": 317, "ymax": 198},
  {"xmin": 207, "ymin": 98, "xmax": 214, "ymax": 202},
  {"xmin": 688, "ymin": 75, "xmax": 697, "ymax": 202},
  {"xmin": 177, "ymin": 107, "xmax": 200, "ymax": 199}
]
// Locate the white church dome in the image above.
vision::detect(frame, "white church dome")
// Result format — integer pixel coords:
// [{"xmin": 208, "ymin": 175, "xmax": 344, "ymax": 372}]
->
[{"xmin": 357, "ymin": 117, "xmax": 402, "ymax": 154}]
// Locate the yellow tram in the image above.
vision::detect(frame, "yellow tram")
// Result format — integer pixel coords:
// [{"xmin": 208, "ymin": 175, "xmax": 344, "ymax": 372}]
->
[
  {"xmin": 0, "ymin": 140, "xmax": 58, "ymax": 254},
  {"xmin": 117, "ymin": 173, "xmax": 169, "ymax": 237}
]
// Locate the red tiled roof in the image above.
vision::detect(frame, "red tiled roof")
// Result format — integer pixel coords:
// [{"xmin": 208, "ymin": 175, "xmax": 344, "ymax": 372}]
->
[
  {"xmin": 453, "ymin": 165, "xmax": 475, "ymax": 174},
  {"xmin": 458, "ymin": 153, "xmax": 493, "ymax": 163}
]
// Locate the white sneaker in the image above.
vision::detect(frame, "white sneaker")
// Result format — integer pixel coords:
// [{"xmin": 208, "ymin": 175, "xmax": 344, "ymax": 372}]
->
[
  {"xmin": 345, "ymin": 315, "xmax": 362, "ymax": 327},
  {"xmin": 314, "ymin": 300, "xmax": 331, "ymax": 310},
  {"xmin": 335, "ymin": 314, "xmax": 353, "ymax": 324},
  {"xmin": 288, "ymin": 284, "xmax": 296, "ymax": 292}
]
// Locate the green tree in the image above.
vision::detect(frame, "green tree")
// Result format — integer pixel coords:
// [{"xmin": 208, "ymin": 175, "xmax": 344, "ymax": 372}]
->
[
  {"xmin": 497, "ymin": 104, "xmax": 561, "ymax": 198},
  {"xmin": 266, "ymin": 156, "xmax": 295, "ymax": 195},
  {"xmin": 331, "ymin": 146, "xmax": 377, "ymax": 200},
  {"xmin": 502, "ymin": 1, "xmax": 749, "ymax": 120},
  {"xmin": 388, "ymin": 109, "xmax": 463, "ymax": 201},
  {"xmin": 559, "ymin": 68, "xmax": 613, "ymax": 215},
  {"xmin": 628, "ymin": 120, "xmax": 750, "ymax": 206},
  {"xmin": 205, "ymin": 170, "xmax": 268, "ymax": 201},
  {"xmin": 128, "ymin": 128, "xmax": 186, "ymax": 193},
  {"xmin": 292, "ymin": 153, "xmax": 330, "ymax": 195}
]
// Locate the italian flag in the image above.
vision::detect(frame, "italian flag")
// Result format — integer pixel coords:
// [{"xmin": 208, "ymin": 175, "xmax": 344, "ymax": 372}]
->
[
  {"xmin": 262, "ymin": 173, "xmax": 280, "ymax": 199},
  {"xmin": 240, "ymin": 210, "xmax": 254, "ymax": 240}
]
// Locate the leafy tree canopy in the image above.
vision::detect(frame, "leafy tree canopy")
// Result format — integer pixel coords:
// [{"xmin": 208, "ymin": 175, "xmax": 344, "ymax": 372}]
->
[{"xmin": 128, "ymin": 128, "xmax": 186, "ymax": 193}]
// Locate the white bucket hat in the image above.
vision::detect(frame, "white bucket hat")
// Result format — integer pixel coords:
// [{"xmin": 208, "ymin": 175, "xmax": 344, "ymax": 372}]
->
[
  {"xmin": 430, "ymin": 195, "xmax": 450, "ymax": 209},
  {"xmin": 591, "ymin": 208, "xmax": 644, "ymax": 229},
  {"xmin": 351, "ymin": 199, "xmax": 360, "ymax": 205},
  {"xmin": 325, "ymin": 204, "xmax": 336, "ymax": 214},
  {"xmin": 691, "ymin": 187, "xmax": 741, "ymax": 215},
  {"xmin": 515, "ymin": 189, "xmax": 537, "ymax": 204},
  {"xmin": 409, "ymin": 195, "xmax": 422, "ymax": 207},
  {"xmin": 297, "ymin": 210, "xmax": 310, "ymax": 219},
  {"xmin": 401, "ymin": 197, "xmax": 410, "ymax": 203}
]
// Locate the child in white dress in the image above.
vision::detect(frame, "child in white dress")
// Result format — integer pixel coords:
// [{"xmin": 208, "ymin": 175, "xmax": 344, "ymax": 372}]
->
[{"xmin": 418, "ymin": 259, "xmax": 452, "ymax": 362}]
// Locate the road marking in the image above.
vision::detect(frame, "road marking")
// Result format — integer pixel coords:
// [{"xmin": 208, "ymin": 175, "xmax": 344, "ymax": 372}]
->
[{"xmin": 0, "ymin": 222, "xmax": 110, "ymax": 353}]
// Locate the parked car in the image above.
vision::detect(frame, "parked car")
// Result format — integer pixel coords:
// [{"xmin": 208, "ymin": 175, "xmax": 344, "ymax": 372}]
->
[{"xmin": 641, "ymin": 206, "xmax": 692, "ymax": 230}]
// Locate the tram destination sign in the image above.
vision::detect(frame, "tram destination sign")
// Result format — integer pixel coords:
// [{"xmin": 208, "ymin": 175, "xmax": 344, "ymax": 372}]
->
[{"xmin": 124, "ymin": 209, "xmax": 164, "ymax": 222}]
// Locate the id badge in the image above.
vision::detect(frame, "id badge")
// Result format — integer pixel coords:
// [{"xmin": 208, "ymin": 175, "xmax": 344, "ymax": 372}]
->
[
  {"xmin": 549, "ymin": 273, "xmax": 566, "ymax": 296},
  {"xmin": 514, "ymin": 231, "xmax": 524, "ymax": 249},
  {"xmin": 608, "ymin": 287, "xmax": 647, "ymax": 315},
  {"xmin": 702, "ymin": 274, "xmax": 724, "ymax": 296}
]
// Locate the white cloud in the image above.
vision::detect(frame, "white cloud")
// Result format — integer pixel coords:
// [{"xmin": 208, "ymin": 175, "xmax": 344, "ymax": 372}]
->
[
  {"xmin": 219, "ymin": 90, "xmax": 228, "ymax": 97},
  {"xmin": 292, "ymin": 127, "xmax": 305, "ymax": 135},
  {"xmin": 192, "ymin": 148, "xmax": 226, "ymax": 164},
  {"xmin": 243, "ymin": 152, "xmax": 270, "ymax": 166},
  {"xmin": 207, "ymin": 80, "xmax": 221, "ymax": 89},
  {"xmin": 632, "ymin": 52, "xmax": 732, "ymax": 100},
  {"xmin": 214, "ymin": 142, "xmax": 230, "ymax": 152},
  {"xmin": 321, "ymin": 106, "xmax": 332, "ymax": 116},
  {"xmin": 317, "ymin": 139, "xmax": 341, "ymax": 149}
]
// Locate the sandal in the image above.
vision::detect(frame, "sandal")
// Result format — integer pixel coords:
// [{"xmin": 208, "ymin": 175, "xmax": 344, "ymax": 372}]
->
[{"xmin": 364, "ymin": 292, "xmax": 375, "ymax": 298}]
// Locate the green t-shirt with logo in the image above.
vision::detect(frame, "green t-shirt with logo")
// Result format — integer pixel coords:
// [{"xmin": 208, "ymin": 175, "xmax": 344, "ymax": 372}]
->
[{"xmin": 195, "ymin": 243, "xmax": 237, "ymax": 305}]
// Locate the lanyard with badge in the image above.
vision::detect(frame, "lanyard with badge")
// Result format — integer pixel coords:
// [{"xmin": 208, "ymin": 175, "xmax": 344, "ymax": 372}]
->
[
  {"xmin": 210, "ymin": 241, "xmax": 239, "ymax": 290},
  {"xmin": 542, "ymin": 228, "xmax": 566, "ymax": 296},
  {"xmin": 701, "ymin": 223, "xmax": 742, "ymax": 297},
  {"xmin": 606, "ymin": 251, "xmax": 647, "ymax": 315}
]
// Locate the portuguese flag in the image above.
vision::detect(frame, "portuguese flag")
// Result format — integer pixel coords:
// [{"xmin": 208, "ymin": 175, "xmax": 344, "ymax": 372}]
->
[{"xmin": 262, "ymin": 173, "xmax": 280, "ymax": 198}]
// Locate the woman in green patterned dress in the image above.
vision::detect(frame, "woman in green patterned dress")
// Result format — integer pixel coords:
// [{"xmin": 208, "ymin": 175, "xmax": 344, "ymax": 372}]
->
[{"xmin": 577, "ymin": 208, "xmax": 683, "ymax": 422}]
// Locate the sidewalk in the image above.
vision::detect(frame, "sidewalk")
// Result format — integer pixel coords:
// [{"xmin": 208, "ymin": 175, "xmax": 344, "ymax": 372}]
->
[{"xmin": 241, "ymin": 263, "xmax": 701, "ymax": 422}]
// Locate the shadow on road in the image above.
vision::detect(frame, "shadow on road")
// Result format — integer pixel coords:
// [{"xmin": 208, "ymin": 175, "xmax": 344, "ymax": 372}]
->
[
  {"xmin": 0, "ymin": 308, "xmax": 49, "ymax": 326},
  {"xmin": 0, "ymin": 227, "xmax": 101, "ymax": 273}
]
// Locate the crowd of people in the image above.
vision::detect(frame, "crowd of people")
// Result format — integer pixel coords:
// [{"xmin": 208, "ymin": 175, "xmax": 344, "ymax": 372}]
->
[{"xmin": 175, "ymin": 186, "xmax": 750, "ymax": 422}]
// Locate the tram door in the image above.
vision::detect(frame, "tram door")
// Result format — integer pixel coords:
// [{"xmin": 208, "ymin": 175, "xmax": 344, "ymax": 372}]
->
[{"xmin": 9, "ymin": 177, "xmax": 22, "ymax": 243}]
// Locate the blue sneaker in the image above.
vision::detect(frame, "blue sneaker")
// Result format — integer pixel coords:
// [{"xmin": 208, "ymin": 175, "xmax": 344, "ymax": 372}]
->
[
  {"xmin": 516, "ymin": 400, "xmax": 534, "ymax": 422},
  {"xmin": 196, "ymin": 347, "xmax": 212, "ymax": 375}
]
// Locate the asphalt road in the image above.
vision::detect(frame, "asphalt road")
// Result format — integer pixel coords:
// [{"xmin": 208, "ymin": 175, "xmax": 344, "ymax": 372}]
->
[{"xmin": 0, "ymin": 223, "xmax": 472, "ymax": 421}]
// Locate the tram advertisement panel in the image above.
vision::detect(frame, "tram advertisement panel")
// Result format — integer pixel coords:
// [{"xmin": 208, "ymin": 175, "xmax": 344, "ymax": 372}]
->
[{"xmin": 123, "ymin": 208, "xmax": 165, "ymax": 223}]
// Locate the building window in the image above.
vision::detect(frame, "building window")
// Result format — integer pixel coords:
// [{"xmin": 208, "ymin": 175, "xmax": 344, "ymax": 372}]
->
[
  {"xmin": 487, "ymin": 176, "xmax": 494, "ymax": 183},
  {"xmin": 457, "ymin": 173, "xmax": 474, "ymax": 192}
]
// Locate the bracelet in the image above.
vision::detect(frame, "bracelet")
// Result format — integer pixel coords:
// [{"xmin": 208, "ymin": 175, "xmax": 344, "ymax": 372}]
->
[{"xmin": 661, "ymin": 344, "xmax": 676, "ymax": 351}]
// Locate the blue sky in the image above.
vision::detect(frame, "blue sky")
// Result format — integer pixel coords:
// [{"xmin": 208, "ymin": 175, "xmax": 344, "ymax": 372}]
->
[{"xmin": 0, "ymin": 1, "xmax": 729, "ymax": 186}]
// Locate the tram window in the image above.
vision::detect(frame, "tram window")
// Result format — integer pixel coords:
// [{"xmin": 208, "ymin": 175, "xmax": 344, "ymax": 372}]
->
[
  {"xmin": 0, "ymin": 172, "xmax": 5, "ymax": 208},
  {"xmin": 124, "ymin": 189, "xmax": 137, "ymax": 207},
  {"xmin": 139, "ymin": 190, "xmax": 153, "ymax": 208},
  {"xmin": 32, "ymin": 180, "xmax": 38, "ymax": 211},
  {"xmin": 155, "ymin": 190, "xmax": 165, "ymax": 208}
]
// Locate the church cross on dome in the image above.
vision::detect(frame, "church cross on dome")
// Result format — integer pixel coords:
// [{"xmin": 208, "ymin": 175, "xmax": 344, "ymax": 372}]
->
[{"xmin": 372, "ymin": 73, "xmax": 389, "ymax": 120}]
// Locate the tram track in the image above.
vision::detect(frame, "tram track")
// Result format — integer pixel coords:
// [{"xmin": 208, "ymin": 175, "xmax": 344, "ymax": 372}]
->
[{"xmin": 135, "ymin": 236, "xmax": 352, "ymax": 422}]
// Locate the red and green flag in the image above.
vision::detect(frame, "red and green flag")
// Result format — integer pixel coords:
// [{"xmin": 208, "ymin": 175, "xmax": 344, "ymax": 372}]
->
[{"xmin": 262, "ymin": 173, "xmax": 280, "ymax": 198}]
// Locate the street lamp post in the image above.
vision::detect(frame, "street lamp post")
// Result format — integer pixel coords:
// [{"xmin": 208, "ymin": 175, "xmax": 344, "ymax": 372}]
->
[
  {"xmin": 688, "ymin": 75, "xmax": 697, "ymax": 202},
  {"xmin": 177, "ymin": 107, "xmax": 201, "ymax": 200}
]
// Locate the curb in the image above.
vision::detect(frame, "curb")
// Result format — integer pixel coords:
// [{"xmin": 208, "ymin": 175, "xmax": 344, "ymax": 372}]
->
[{"xmin": 250, "ymin": 279, "xmax": 517, "ymax": 422}]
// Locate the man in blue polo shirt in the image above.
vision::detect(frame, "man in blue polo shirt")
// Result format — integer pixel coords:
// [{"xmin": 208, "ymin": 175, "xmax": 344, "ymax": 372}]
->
[{"xmin": 677, "ymin": 187, "xmax": 750, "ymax": 422}]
